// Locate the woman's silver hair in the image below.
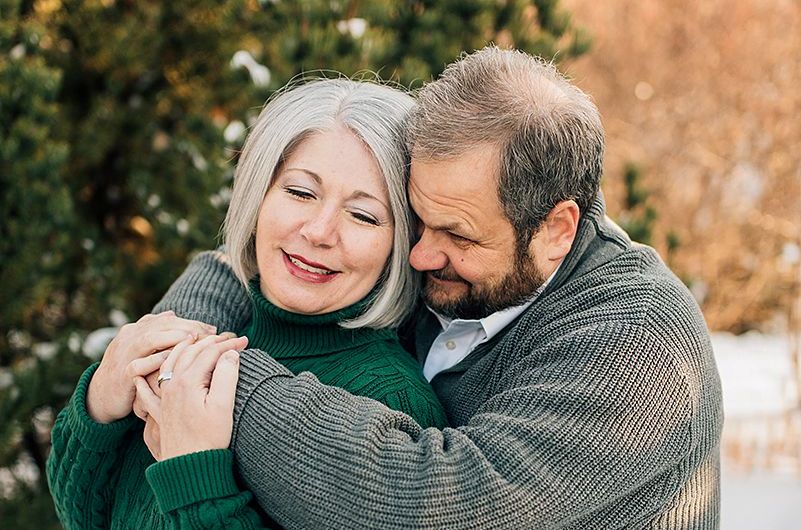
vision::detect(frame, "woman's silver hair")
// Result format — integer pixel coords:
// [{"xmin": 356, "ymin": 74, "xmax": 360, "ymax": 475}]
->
[
  {"xmin": 407, "ymin": 46, "xmax": 605, "ymax": 248},
  {"xmin": 224, "ymin": 77, "xmax": 418, "ymax": 329}
]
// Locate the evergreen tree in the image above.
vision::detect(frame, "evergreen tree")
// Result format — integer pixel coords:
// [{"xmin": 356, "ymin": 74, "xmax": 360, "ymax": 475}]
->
[
  {"xmin": 0, "ymin": 1, "xmax": 587, "ymax": 527},
  {"xmin": 1, "ymin": 2, "xmax": 74, "ymax": 526},
  {"xmin": 616, "ymin": 162, "xmax": 681, "ymax": 264},
  {"xmin": 618, "ymin": 163, "xmax": 657, "ymax": 245}
]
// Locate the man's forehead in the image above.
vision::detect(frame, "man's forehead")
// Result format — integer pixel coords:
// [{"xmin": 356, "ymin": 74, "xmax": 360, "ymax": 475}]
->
[
  {"xmin": 408, "ymin": 156, "xmax": 502, "ymax": 236},
  {"xmin": 410, "ymin": 146, "xmax": 499, "ymax": 189}
]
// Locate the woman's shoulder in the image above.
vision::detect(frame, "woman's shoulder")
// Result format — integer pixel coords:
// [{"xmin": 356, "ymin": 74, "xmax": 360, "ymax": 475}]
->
[
  {"xmin": 345, "ymin": 335, "xmax": 422, "ymax": 378},
  {"xmin": 342, "ymin": 338, "xmax": 448, "ymax": 428}
]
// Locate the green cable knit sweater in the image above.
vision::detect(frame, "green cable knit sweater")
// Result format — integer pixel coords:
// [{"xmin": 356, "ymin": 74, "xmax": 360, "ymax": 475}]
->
[{"xmin": 47, "ymin": 285, "xmax": 446, "ymax": 530}]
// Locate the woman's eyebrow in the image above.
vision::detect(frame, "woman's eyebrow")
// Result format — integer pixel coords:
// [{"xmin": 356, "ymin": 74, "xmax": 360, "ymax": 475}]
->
[
  {"xmin": 350, "ymin": 190, "xmax": 390, "ymax": 211},
  {"xmin": 283, "ymin": 167, "xmax": 322, "ymax": 184}
]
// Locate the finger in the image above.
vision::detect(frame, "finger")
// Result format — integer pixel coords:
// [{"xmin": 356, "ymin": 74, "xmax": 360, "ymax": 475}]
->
[
  {"xmin": 132, "ymin": 329, "xmax": 198, "ymax": 358},
  {"xmin": 128, "ymin": 319, "xmax": 214, "ymax": 351},
  {"xmin": 208, "ymin": 350, "xmax": 240, "ymax": 412},
  {"xmin": 148, "ymin": 313, "xmax": 217, "ymax": 335},
  {"xmin": 126, "ymin": 351, "xmax": 167, "ymax": 379},
  {"xmin": 132, "ymin": 394, "xmax": 149, "ymax": 421},
  {"xmin": 172, "ymin": 334, "xmax": 242, "ymax": 374},
  {"xmin": 177, "ymin": 336, "xmax": 248, "ymax": 376},
  {"xmin": 134, "ymin": 376, "xmax": 163, "ymax": 423},
  {"xmin": 143, "ymin": 418, "xmax": 162, "ymax": 461},
  {"xmin": 144, "ymin": 370, "xmax": 162, "ymax": 398},
  {"xmin": 137, "ymin": 311, "xmax": 173, "ymax": 324},
  {"xmin": 157, "ymin": 335, "xmax": 197, "ymax": 380},
  {"xmin": 195, "ymin": 335, "xmax": 248, "ymax": 370}
]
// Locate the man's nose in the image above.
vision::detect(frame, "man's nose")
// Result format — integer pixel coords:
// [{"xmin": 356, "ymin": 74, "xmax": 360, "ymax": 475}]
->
[
  {"xmin": 300, "ymin": 207, "xmax": 340, "ymax": 248},
  {"xmin": 409, "ymin": 229, "xmax": 448, "ymax": 272}
]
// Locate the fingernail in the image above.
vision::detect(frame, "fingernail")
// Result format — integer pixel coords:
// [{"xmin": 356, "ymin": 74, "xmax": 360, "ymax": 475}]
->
[{"xmin": 226, "ymin": 351, "xmax": 240, "ymax": 363}]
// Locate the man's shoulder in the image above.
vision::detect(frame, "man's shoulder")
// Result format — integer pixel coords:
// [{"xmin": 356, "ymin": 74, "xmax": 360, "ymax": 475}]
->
[{"xmin": 508, "ymin": 243, "xmax": 711, "ymax": 363}]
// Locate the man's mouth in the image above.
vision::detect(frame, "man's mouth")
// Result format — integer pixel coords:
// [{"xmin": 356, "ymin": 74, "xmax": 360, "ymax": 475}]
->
[{"xmin": 429, "ymin": 269, "xmax": 467, "ymax": 284}]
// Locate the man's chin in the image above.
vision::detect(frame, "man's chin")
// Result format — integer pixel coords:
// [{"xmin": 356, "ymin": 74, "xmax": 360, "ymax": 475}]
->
[{"xmin": 423, "ymin": 289, "xmax": 490, "ymax": 320}]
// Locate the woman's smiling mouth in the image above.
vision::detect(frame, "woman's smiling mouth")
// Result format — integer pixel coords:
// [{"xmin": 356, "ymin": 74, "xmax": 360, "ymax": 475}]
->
[{"xmin": 283, "ymin": 251, "xmax": 340, "ymax": 283}]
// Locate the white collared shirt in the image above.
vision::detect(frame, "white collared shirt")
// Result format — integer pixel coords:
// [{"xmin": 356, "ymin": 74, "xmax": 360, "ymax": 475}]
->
[{"xmin": 422, "ymin": 266, "xmax": 560, "ymax": 381}]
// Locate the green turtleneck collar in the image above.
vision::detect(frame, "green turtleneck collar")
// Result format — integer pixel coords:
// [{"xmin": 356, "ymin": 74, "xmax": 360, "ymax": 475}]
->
[{"xmin": 242, "ymin": 277, "xmax": 395, "ymax": 359}]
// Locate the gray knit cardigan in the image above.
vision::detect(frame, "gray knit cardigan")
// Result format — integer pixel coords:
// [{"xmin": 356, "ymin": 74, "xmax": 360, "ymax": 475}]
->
[{"xmin": 155, "ymin": 195, "xmax": 723, "ymax": 529}]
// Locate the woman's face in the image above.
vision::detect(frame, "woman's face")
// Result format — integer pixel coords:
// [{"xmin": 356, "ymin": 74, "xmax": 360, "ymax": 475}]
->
[{"xmin": 255, "ymin": 126, "xmax": 394, "ymax": 315}]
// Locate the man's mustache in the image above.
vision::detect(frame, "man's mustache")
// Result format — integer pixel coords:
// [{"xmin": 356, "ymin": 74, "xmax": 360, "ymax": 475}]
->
[{"xmin": 429, "ymin": 268, "xmax": 468, "ymax": 284}]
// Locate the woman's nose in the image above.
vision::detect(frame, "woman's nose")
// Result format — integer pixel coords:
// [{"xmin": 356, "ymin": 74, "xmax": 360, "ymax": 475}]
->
[{"xmin": 299, "ymin": 208, "xmax": 340, "ymax": 248}]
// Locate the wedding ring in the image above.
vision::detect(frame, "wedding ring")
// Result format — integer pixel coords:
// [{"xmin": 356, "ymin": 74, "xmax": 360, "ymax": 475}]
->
[{"xmin": 157, "ymin": 372, "xmax": 173, "ymax": 388}]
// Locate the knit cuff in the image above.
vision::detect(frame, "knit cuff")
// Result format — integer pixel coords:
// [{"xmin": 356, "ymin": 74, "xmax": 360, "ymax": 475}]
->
[
  {"xmin": 65, "ymin": 363, "xmax": 139, "ymax": 452},
  {"xmin": 146, "ymin": 449, "xmax": 240, "ymax": 513}
]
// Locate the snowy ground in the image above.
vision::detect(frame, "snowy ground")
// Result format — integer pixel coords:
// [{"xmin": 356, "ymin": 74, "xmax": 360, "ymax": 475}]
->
[
  {"xmin": 714, "ymin": 332, "xmax": 799, "ymax": 418},
  {"xmin": 721, "ymin": 466, "xmax": 801, "ymax": 530},
  {"xmin": 713, "ymin": 332, "xmax": 801, "ymax": 529}
]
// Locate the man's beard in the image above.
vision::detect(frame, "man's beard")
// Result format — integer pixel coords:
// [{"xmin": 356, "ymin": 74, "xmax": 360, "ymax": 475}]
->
[{"xmin": 423, "ymin": 248, "xmax": 547, "ymax": 320}]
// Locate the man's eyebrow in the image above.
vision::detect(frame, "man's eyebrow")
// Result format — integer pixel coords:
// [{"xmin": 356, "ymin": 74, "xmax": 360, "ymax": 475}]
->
[{"xmin": 431, "ymin": 221, "xmax": 469, "ymax": 233}]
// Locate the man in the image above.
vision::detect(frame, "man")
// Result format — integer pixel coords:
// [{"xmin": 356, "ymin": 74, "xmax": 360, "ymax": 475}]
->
[{"xmin": 154, "ymin": 47, "xmax": 722, "ymax": 528}]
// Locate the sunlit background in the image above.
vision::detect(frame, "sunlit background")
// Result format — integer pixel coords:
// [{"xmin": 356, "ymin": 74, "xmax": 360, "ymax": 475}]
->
[{"xmin": 2, "ymin": 1, "xmax": 799, "ymax": 528}]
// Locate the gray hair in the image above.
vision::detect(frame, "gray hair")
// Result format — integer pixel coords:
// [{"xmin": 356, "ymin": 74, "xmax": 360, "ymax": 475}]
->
[
  {"xmin": 224, "ymin": 77, "xmax": 418, "ymax": 329},
  {"xmin": 407, "ymin": 46, "xmax": 605, "ymax": 247}
]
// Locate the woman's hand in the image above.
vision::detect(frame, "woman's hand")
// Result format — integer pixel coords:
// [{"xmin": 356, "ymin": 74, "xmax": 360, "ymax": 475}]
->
[
  {"xmin": 133, "ymin": 334, "xmax": 248, "ymax": 460},
  {"xmin": 132, "ymin": 363, "xmax": 170, "ymax": 460},
  {"xmin": 142, "ymin": 416, "xmax": 162, "ymax": 461},
  {"xmin": 86, "ymin": 311, "xmax": 216, "ymax": 423}
]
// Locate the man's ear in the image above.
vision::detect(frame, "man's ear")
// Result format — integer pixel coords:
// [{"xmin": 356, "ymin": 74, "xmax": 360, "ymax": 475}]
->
[{"xmin": 529, "ymin": 200, "xmax": 580, "ymax": 263}]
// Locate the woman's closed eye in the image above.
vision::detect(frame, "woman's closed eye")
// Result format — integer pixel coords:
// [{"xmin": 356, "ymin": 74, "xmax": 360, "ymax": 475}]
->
[
  {"xmin": 284, "ymin": 186, "xmax": 316, "ymax": 200},
  {"xmin": 349, "ymin": 209, "xmax": 381, "ymax": 226}
]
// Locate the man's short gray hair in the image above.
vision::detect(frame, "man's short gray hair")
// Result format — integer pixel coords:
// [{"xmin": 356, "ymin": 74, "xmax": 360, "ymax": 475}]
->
[
  {"xmin": 407, "ymin": 46, "xmax": 605, "ymax": 246},
  {"xmin": 224, "ymin": 78, "xmax": 418, "ymax": 329}
]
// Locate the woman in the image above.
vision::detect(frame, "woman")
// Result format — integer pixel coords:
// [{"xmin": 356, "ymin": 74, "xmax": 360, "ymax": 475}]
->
[{"xmin": 47, "ymin": 78, "xmax": 447, "ymax": 529}]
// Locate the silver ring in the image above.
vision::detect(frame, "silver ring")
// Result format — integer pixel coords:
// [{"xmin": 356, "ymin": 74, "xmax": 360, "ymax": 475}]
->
[{"xmin": 157, "ymin": 372, "xmax": 173, "ymax": 388}]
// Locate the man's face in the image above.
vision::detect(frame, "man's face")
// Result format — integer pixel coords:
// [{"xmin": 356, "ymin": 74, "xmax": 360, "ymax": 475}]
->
[{"xmin": 408, "ymin": 146, "xmax": 548, "ymax": 320}]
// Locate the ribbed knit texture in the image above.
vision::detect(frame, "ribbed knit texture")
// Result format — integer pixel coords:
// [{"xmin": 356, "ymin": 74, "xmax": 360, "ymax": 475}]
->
[
  {"xmin": 47, "ymin": 364, "xmax": 265, "ymax": 530},
  {"xmin": 47, "ymin": 279, "xmax": 446, "ymax": 529},
  {"xmin": 145, "ymin": 449, "xmax": 241, "ymax": 513},
  {"xmin": 154, "ymin": 195, "xmax": 723, "ymax": 529},
  {"xmin": 241, "ymin": 280, "xmax": 448, "ymax": 429},
  {"xmin": 153, "ymin": 249, "xmax": 252, "ymax": 333}
]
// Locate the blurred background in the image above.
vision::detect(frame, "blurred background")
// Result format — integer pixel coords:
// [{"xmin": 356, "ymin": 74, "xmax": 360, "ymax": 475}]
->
[{"xmin": 1, "ymin": 0, "xmax": 799, "ymax": 528}]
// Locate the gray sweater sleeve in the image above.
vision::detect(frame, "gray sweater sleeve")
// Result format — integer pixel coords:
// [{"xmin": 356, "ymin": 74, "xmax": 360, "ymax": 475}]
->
[
  {"xmin": 155, "ymin": 247, "xmax": 711, "ymax": 529},
  {"xmin": 229, "ymin": 323, "xmax": 698, "ymax": 530},
  {"xmin": 153, "ymin": 249, "xmax": 251, "ymax": 333}
]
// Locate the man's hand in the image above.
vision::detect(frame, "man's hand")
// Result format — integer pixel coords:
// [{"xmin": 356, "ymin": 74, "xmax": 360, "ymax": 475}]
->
[{"xmin": 86, "ymin": 311, "xmax": 216, "ymax": 424}]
